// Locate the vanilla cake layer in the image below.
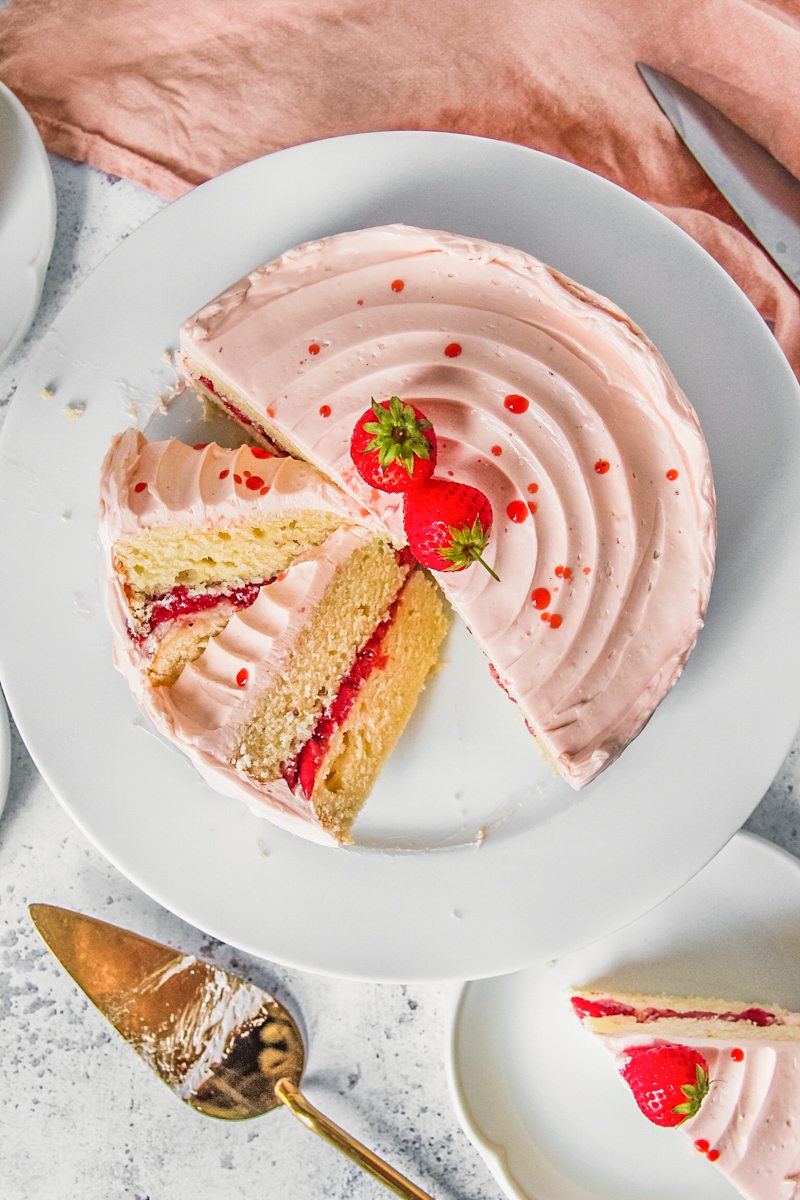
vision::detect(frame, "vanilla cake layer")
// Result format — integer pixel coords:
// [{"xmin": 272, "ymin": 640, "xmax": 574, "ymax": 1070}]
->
[
  {"xmin": 179, "ymin": 223, "xmax": 716, "ymax": 790},
  {"xmin": 574, "ymin": 989, "xmax": 800, "ymax": 1200},
  {"xmin": 100, "ymin": 429, "xmax": 380, "ymax": 686},
  {"xmin": 143, "ymin": 526, "xmax": 437, "ymax": 842}
]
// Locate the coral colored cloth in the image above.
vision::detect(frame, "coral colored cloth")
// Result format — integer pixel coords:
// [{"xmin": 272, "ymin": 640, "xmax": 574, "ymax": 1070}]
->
[{"xmin": 2, "ymin": 0, "xmax": 799, "ymax": 374}]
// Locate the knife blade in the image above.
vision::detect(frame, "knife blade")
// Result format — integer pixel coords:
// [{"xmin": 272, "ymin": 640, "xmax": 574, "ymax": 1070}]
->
[{"xmin": 637, "ymin": 64, "xmax": 800, "ymax": 291}]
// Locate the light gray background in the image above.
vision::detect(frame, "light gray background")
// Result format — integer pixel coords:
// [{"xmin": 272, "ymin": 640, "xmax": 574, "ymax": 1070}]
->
[{"xmin": 1, "ymin": 156, "xmax": 798, "ymax": 1200}]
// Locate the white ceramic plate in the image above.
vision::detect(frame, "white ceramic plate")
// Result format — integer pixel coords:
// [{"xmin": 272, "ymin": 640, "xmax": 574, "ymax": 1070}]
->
[
  {"xmin": 448, "ymin": 832, "xmax": 800, "ymax": 1200},
  {"xmin": 0, "ymin": 80, "xmax": 56, "ymax": 367},
  {"xmin": 0, "ymin": 133, "xmax": 799, "ymax": 980}
]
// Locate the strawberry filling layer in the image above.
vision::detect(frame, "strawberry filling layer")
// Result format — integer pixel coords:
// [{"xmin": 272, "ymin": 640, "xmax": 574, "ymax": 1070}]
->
[
  {"xmin": 571, "ymin": 996, "xmax": 778, "ymax": 1027},
  {"xmin": 281, "ymin": 588, "xmax": 404, "ymax": 802},
  {"xmin": 196, "ymin": 374, "xmax": 280, "ymax": 449},
  {"xmin": 133, "ymin": 581, "xmax": 263, "ymax": 641}
]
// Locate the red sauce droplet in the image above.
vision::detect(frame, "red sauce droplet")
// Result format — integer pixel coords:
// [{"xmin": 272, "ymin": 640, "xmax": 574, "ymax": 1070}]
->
[
  {"xmin": 528, "ymin": 501, "xmax": 538, "ymax": 515},
  {"xmin": 505, "ymin": 394, "xmax": 529, "ymax": 414},
  {"xmin": 308, "ymin": 343, "xmax": 320, "ymax": 355},
  {"xmin": 357, "ymin": 298, "xmax": 364, "ymax": 306},
  {"xmin": 731, "ymin": 1048, "xmax": 744, "ymax": 1062},
  {"xmin": 243, "ymin": 470, "xmax": 251, "ymax": 478},
  {"xmin": 549, "ymin": 614, "xmax": 563, "ymax": 629},
  {"xmin": 250, "ymin": 446, "xmax": 272, "ymax": 459},
  {"xmin": 694, "ymin": 1140, "xmax": 710, "ymax": 1154},
  {"xmin": 555, "ymin": 565, "xmax": 564, "ymax": 578},
  {"xmin": 562, "ymin": 566, "xmax": 573, "ymax": 582},
  {"xmin": 134, "ymin": 481, "xmax": 147, "ymax": 494},
  {"xmin": 391, "ymin": 279, "xmax": 405, "ymax": 293},
  {"xmin": 267, "ymin": 406, "xmax": 276, "ymax": 418},
  {"xmin": 236, "ymin": 668, "xmax": 249, "ymax": 687},
  {"xmin": 246, "ymin": 475, "xmax": 265, "ymax": 491},
  {"xmin": 491, "ymin": 445, "xmax": 503, "ymax": 456},
  {"xmin": 527, "ymin": 482, "xmax": 539, "ymax": 494},
  {"xmin": 540, "ymin": 611, "xmax": 550, "ymax": 622},
  {"xmin": 219, "ymin": 469, "xmax": 230, "ymax": 480},
  {"xmin": 193, "ymin": 442, "xmax": 208, "ymax": 451},
  {"xmin": 275, "ymin": 571, "xmax": 288, "ymax": 582},
  {"xmin": 260, "ymin": 486, "xmax": 270, "ymax": 495},
  {"xmin": 583, "ymin": 565, "xmax": 591, "ymax": 575},
  {"xmin": 444, "ymin": 342, "xmax": 462, "ymax": 358},
  {"xmin": 666, "ymin": 468, "xmax": 679, "ymax": 481},
  {"xmin": 707, "ymin": 1149, "xmax": 720, "ymax": 1163},
  {"xmin": 507, "ymin": 500, "xmax": 528, "ymax": 523},
  {"xmin": 319, "ymin": 404, "xmax": 332, "ymax": 418},
  {"xmin": 532, "ymin": 587, "xmax": 551, "ymax": 610},
  {"xmin": 595, "ymin": 459, "xmax": 610, "ymax": 474},
  {"xmin": 233, "ymin": 474, "xmax": 243, "ymax": 484}
]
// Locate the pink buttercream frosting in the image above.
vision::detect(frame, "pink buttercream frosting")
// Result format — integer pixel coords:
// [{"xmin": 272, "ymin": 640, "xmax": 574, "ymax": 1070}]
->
[
  {"xmin": 179, "ymin": 223, "xmax": 716, "ymax": 788},
  {"xmin": 602, "ymin": 1033, "xmax": 800, "ymax": 1199}
]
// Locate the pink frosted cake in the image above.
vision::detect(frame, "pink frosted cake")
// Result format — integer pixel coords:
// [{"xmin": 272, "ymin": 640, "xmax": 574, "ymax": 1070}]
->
[
  {"xmin": 572, "ymin": 988, "xmax": 800, "ymax": 1198},
  {"xmin": 99, "ymin": 430, "xmax": 449, "ymax": 843},
  {"xmin": 179, "ymin": 223, "xmax": 716, "ymax": 788}
]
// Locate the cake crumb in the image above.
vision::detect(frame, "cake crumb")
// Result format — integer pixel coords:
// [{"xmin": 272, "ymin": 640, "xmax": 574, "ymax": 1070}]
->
[
  {"xmin": 475, "ymin": 825, "xmax": 489, "ymax": 847},
  {"xmin": 40, "ymin": 386, "xmax": 54, "ymax": 399},
  {"xmin": 63, "ymin": 402, "xmax": 86, "ymax": 420},
  {"xmin": 161, "ymin": 349, "xmax": 173, "ymax": 365}
]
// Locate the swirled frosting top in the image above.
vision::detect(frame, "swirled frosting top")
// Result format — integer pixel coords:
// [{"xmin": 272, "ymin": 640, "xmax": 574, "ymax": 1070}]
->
[
  {"xmin": 601, "ymin": 1033, "xmax": 800, "ymax": 1198},
  {"xmin": 180, "ymin": 224, "xmax": 716, "ymax": 788}
]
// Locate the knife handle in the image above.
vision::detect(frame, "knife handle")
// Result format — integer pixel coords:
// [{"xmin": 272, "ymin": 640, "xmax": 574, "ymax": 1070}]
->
[{"xmin": 275, "ymin": 1077, "xmax": 436, "ymax": 1200}]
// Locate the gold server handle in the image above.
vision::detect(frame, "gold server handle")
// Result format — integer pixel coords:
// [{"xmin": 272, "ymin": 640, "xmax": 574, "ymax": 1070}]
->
[{"xmin": 275, "ymin": 1076, "xmax": 436, "ymax": 1200}]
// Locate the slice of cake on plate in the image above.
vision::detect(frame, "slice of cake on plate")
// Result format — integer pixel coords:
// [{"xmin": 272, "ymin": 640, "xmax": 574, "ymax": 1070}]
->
[
  {"xmin": 178, "ymin": 223, "xmax": 716, "ymax": 789},
  {"xmin": 100, "ymin": 430, "xmax": 449, "ymax": 844},
  {"xmin": 572, "ymin": 987, "xmax": 800, "ymax": 1198}
]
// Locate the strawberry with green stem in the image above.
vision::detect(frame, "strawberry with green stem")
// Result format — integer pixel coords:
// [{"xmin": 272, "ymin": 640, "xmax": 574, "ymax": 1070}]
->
[
  {"xmin": 350, "ymin": 396, "xmax": 437, "ymax": 493},
  {"xmin": 620, "ymin": 1043, "xmax": 710, "ymax": 1127},
  {"xmin": 404, "ymin": 478, "xmax": 499, "ymax": 581}
]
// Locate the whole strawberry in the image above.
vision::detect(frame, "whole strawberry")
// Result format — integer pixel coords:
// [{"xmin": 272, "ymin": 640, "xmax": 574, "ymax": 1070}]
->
[
  {"xmin": 404, "ymin": 478, "xmax": 499, "ymax": 581},
  {"xmin": 350, "ymin": 397, "xmax": 436, "ymax": 493},
  {"xmin": 620, "ymin": 1043, "xmax": 710, "ymax": 1127}
]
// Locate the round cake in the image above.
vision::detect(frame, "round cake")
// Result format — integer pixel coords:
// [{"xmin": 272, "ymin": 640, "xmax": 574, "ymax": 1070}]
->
[{"xmin": 179, "ymin": 224, "xmax": 717, "ymax": 788}]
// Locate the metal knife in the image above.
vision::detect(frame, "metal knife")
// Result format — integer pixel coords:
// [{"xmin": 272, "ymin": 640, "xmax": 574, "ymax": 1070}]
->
[{"xmin": 637, "ymin": 64, "xmax": 800, "ymax": 291}]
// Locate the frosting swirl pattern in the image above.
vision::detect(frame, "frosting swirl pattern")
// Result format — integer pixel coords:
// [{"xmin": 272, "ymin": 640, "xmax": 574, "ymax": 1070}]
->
[{"xmin": 180, "ymin": 225, "xmax": 716, "ymax": 788}]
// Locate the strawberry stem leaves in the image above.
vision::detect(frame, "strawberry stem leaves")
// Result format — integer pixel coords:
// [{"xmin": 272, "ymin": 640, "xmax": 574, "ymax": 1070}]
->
[
  {"xmin": 438, "ymin": 516, "xmax": 500, "ymax": 580},
  {"xmin": 361, "ymin": 396, "xmax": 433, "ymax": 479},
  {"xmin": 672, "ymin": 1063, "xmax": 710, "ymax": 1123}
]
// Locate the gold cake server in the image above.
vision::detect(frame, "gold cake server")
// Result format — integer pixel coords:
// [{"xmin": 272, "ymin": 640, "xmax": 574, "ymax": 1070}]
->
[{"xmin": 29, "ymin": 904, "xmax": 435, "ymax": 1200}]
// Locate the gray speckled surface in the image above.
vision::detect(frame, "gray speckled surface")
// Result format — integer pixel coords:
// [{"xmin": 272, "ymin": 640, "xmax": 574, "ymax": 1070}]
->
[{"xmin": 0, "ymin": 155, "xmax": 799, "ymax": 1200}]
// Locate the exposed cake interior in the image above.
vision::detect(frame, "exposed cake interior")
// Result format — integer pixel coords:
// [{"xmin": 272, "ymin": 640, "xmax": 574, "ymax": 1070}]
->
[
  {"xmin": 186, "ymin": 367, "xmax": 300, "ymax": 459},
  {"xmin": 287, "ymin": 568, "xmax": 449, "ymax": 842},
  {"xmin": 571, "ymin": 989, "xmax": 800, "ymax": 1043},
  {"xmin": 116, "ymin": 508, "xmax": 346, "ymax": 627}
]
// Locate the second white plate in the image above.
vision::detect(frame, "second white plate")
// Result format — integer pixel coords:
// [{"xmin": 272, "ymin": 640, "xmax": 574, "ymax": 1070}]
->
[{"xmin": 449, "ymin": 832, "xmax": 800, "ymax": 1199}]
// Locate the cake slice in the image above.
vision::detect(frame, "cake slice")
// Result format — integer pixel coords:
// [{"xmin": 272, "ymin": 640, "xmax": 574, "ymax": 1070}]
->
[
  {"xmin": 100, "ymin": 430, "xmax": 449, "ymax": 843},
  {"xmin": 147, "ymin": 526, "xmax": 448, "ymax": 842},
  {"xmin": 100, "ymin": 429, "xmax": 375, "ymax": 687},
  {"xmin": 572, "ymin": 987, "xmax": 800, "ymax": 1198}
]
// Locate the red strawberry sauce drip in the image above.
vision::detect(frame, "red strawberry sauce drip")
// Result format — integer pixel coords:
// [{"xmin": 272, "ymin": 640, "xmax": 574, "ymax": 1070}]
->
[
  {"xmin": 505, "ymin": 394, "xmax": 529, "ymax": 414},
  {"xmin": 444, "ymin": 342, "xmax": 462, "ymax": 357},
  {"xmin": 532, "ymin": 587, "xmax": 551, "ymax": 610},
  {"xmin": 707, "ymin": 1149, "xmax": 720, "ymax": 1162},
  {"xmin": 667, "ymin": 468, "xmax": 679, "ymax": 481},
  {"xmin": 507, "ymin": 500, "xmax": 528, "ymax": 523},
  {"xmin": 570, "ymin": 996, "xmax": 777, "ymax": 1026},
  {"xmin": 694, "ymin": 1139, "xmax": 710, "ymax": 1154},
  {"xmin": 308, "ymin": 343, "xmax": 320, "ymax": 355},
  {"xmin": 133, "ymin": 581, "xmax": 263, "ymax": 641},
  {"xmin": 595, "ymin": 459, "xmax": 610, "ymax": 474},
  {"xmin": 391, "ymin": 279, "xmax": 405, "ymax": 292},
  {"xmin": 281, "ymin": 586, "xmax": 405, "ymax": 800}
]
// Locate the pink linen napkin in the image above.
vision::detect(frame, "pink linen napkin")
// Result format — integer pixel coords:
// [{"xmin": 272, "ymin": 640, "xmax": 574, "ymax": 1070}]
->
[{"xmin": 1, "ymin": 0, "xmax": 798, "ymax": 375}]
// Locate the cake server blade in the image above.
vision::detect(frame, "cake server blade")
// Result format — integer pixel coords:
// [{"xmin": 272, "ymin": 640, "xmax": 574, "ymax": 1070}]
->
[
  {"xmin": 637, "ymin": 64, "xmax": 800, "ymax": 291},
  {"xmin": 29, "ymin": 905, "xmax": 436, "ymax": 1199}
]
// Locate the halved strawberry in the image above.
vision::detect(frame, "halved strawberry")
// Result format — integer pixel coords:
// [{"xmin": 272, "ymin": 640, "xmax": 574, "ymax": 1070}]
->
[
  {"xmin": 350, "ymin": 397, "xmax": 436, "ymax": 493},
  {"xmin": 620, "ymin": 1043, "xmax": 710, "ymax": 1127},
  {"xmin": 403, "ymin": 478, "xmax": 499, "ymax": 580}
]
